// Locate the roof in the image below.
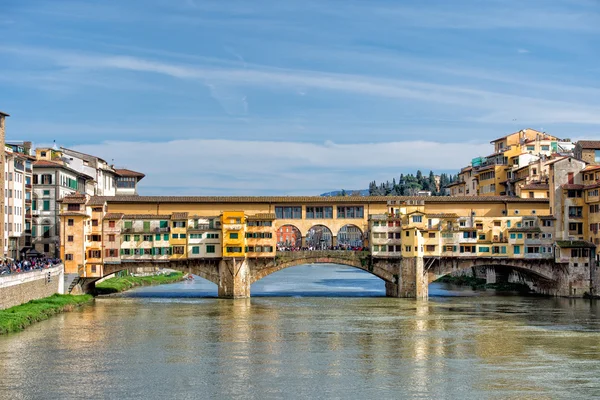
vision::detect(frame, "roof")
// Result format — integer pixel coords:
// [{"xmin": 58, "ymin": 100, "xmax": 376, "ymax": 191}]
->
[
  {"xmin": 103, "ymin": 213, "xmax": 124, "ymax": 219},
  {"xmin": 577, "ymin": 140, "xmax": 600, "ymax": 150},
  {"xmin": 556, "ymin": 240, "xmax": 595, "ymax": 248},
  {"xmin": 91, "ymin": 195, "xmax": 549, "ymax": 205},
  {"xmin": 508, "ymin": 227, "xmax": 542, "ymax": 233},
  {"xmin": 171, "ymin": 212, "xmax": 188, "ymax": 220},
  {"xmin": 60, "ymin": 147, "xmax": 108, "ymax": 165},
  {"xmin": 561, "ymin": 184, "xmax": 584, "ymax": 190},
  {"xmin": 59, "ymin": 212, "xmax": 88, "ymax": 217},
  {"xmin": 0, "ymin": 111, "xmax": 9, "ymax": 117},
  {"xmin": 539, "ymin": 215, "xmax": 556, "ymax": 220},
  {"xmin": 247, "ymin": 213, "xmax": 277, "ymax": 221},
  {"xmin": 59, "ymin": 193, "xmax": 87, "ymax": 204},
  {"xmin": 582, "ymin": 165, "xmax": 600, "ymax": 172},
  {"xmin": 33, "ymin": 159, "xmax": 95, "ymax": 180},
  {"xmin": 115, "ymin": 168, "xmax": 145, "ymax": 180},
  {"xmin": 426, "ymin": 213, "xmax": 458, "ymax": 219},
  {"xmin": 122, "ymin": 214, "xmax": 172, "ymax": 220},
  {"xmin": 33, "ymin": 160, "xmax": 63, "ymax": 168},
  {"xmin": 521, "ymin": 183, "xmax": 549, "ymax": 190}
]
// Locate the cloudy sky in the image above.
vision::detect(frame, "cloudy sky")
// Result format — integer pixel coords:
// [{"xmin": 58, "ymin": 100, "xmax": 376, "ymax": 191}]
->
[{"xmin": 1, "ymin": 0, "xmax": 599, "ymax": 195}]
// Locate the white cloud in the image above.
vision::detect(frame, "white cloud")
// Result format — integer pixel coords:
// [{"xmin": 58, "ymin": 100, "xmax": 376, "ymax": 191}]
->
[
  {"xmin": 517, "ymin": 48, "xmax": 530, "ymax": 54},
  {"xmin": 72, "ymin": 139, "xmax": 489, "ymax": 195}
]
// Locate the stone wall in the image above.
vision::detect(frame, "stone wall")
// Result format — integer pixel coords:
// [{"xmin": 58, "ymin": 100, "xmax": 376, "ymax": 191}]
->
[{"xmin": 0, "ymin": 265, "xmax": 64, "ymax": 310}]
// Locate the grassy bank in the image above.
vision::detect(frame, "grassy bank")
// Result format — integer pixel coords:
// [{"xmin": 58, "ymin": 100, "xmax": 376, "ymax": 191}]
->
[
  {"xmin": 0, "ymin": 294, "xmax": 93, "ymax": 335},
  {"xmin": 436, "ymin": 275, "xmax": 532, "ymax": 293},
  {"xmin": 95, "ymin": 272, "xmax": 184, "ymax": 294}
]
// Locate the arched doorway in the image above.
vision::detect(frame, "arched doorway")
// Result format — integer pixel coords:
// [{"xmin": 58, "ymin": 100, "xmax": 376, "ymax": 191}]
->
[
  {"xmin": 277, "ymin": 225, "xmax": 302, "ymax": 250},
  {"xmin": 306, "ymin": 225, "xmax": 333, "ymax": 250},
  {"xmin": 337, "ymin": 224, "xmax": 364, "ymax": 249}
]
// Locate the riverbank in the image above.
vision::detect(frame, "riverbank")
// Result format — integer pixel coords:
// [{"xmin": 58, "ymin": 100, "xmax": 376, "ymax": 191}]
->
[
  {"xmin": 0, "ymin": 294, "xmax": 93, "ymax": 335},
  {"xmin": 435, "ymin": 275, "xmax": 532, "ymax": 293},
  {"xmin": 95, "ymin": 272, "xmax": 184, "ymax": 295}
]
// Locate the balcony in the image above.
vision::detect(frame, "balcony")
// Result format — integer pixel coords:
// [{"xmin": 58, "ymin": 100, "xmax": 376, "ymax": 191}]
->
[{"xmin": 25, "ymin": 184, "xmax": 32, "ymax": 189}]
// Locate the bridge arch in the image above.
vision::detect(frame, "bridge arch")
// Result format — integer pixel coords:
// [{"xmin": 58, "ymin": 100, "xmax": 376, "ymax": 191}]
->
[
  {"xmin": 426, "ymin": 258, "xmax": 562, "ymax": 292},
  {"xmin": 276, "ymin": 224, "xmax": 302, "ymax": 249},
  {"xmin": 250, "ymin": 251, "xmax": 396, "ymax": 285},
  {"xmin": 337, "ymin": 224, "xmax": 364, "ymax": 248},
  {"xmin": 306, "ymin": 225, "xmax": 333, "ymax": 250}
]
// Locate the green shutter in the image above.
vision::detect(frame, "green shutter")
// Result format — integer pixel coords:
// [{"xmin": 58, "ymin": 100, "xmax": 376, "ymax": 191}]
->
[
  {"xmin": 124, "ymin": 221, "xmax": 132, "ymax": 229},
  {"xmin": 164, "ymin": 234, "xmax": 169, "ymax": 241},
  {"xmin": 143, "ymin": 221, "xmax": 150, "ymax": 231}
]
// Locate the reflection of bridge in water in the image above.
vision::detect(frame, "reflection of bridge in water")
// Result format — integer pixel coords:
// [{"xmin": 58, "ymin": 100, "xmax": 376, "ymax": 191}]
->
[{"xmin": 101, "ymin": 250, "xmax": 564, "ymax": 299}]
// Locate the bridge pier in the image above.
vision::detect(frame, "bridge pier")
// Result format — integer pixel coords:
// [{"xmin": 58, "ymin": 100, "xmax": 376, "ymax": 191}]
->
[
  {"xmin": 385, "ymin": 256, "xmax": 428, "ymax": 299},
  {"xmin": 218, "ymin": 258, "xmax": 251, "ymax": 298},
  {"xmin": 485, "ymin": 267, "xmax": 496, "ymax": 285}
]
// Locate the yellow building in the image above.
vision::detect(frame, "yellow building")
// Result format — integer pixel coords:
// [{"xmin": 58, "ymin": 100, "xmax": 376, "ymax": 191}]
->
[{"xmin": 222, "ymin": 211, "xmax": 246, "ymax": 258}]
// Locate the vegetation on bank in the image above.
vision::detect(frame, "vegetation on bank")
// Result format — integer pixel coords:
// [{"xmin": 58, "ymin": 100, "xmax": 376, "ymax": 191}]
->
[
  {"xmin": 436, "ymin": 275, "xmax": 532, "ymax": 293},
  {"xmin": 0, "ymin": 294, "xmax": 93, "ymax": 335},
  {"xmin": 95, "ymin": 272, "xmax": 184, "ymax": 294}
]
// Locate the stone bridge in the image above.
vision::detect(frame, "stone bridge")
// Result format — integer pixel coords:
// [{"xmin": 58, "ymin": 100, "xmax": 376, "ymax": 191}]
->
[{"xmin": 101, "ymin": 251, "xmax": 588, "ymax": 298}]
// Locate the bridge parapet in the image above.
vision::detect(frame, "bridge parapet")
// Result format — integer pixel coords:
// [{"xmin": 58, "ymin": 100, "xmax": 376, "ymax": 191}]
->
[{"xmin": 274, "ymin": 250, "xmax": 371, "ymax": 266}]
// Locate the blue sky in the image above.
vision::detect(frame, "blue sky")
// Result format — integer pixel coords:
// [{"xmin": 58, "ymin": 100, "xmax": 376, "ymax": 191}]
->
[{"xmin": 1, "ymin": 0, "xmax": 599, "ymax": 195}]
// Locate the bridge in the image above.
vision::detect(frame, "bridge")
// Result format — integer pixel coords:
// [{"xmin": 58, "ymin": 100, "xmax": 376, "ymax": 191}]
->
[{"xmin": 100, "ymin": 250, "xmax": 570, "ymax": 298}]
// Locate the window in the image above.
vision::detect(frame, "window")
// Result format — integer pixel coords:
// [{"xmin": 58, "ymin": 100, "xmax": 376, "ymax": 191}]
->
[
  {"xmin": 275, "ymin": 206, "xmax": 302, "ymax": 219},
  {"xmin": 91, "ymin": 219, "xmax": 98, "ymax": 226},
  {"xmin": 43, "ymin": 200, "xmax": 50, "ymax": 211},
  {"xmin": 108, "ymin": 221, "xmax": 116, "ymax": 228},
  {"xmin": 206, "ymin": 233, "xmax": 219, "ymax": 239},
  {"xmin": 230, "ymin": 233, "xmax": 239, "ymax": 239},
  {"xmin": 172, "ymin": 221, "xmax": 186, "ymax": 228},
  {"xmin": 596, "ymin": 150, "xmax": 600, "ymax": 163},
  {"xmin": 305, "ymin": 206, "xmax": 333, "ymax": 219},
  {"xmin": 163, "ymin": 234, "xmax": 169, "ymax": 241},
  {"xmin": 337, "ymin": 206, "xmax": 364, "ymax": 219},
  {"xmin": 428, "ymin": 232, "xmax": 436, "ymax": 238},
  {"xmin": 124, "ymin": 235, "xmax": 131, "ymax": 241},
  {"xmin": 155, "ymin": 234, "xmax": 161, "ymax": 241},
  {"xmin": 88, "ymin": 250, "xmax": 101, "ymax": 259},
  {"xmin": 541, "ymin": 145, "xmax": 549, "ymax": 151},
  {"xmin": 67, "ymin": 235, "xmax": 74, "ymax": 242},
  {"xmin": 143, "ymin": 235, "xmax": 153, "ymax": 241},
  {"xmin": 479, "ymin": 246, "xmax": 490, "ymax": 253},
  {"xmin": 179, "ymin": 234, "xmax": 186, "ymax": 239},
  {"xmin": 108, "ymin": 234, "xmax": 115, "ymax": 242},
  {"xmin": 172, "ymin": 246, "xmax": 185, "ymax": 255},
  {"xmin": 494, "ymin": 221, "xmax": 501, "ymax": 227},
  {"xmin": 425, "ymin": 245, "xmax": 435, "ymax": 252},
  {"xmin": 134, "ymin": 235, "xmax": 140, "ymax": 241},
  {"xmin": 514, "ymin": 245, "xmax": 521, "ymax": 254},
  {"xmin": 105, "ymin": 249, "xmax": 118, "ymax": 258},
  {"xmin": 412, "ymin": 215, "xmax": 422, "ymax": 223},
  {"xmin": 568, "ymin": 206, "xmax": 583, "ymax": 218},
  {"xmin": 43, "ymin": 190, "xmax": 50, "ymax": 196},
  {"xmin": 192, "ymin": 246, "xmax": 200, "ymax": 254},
  {"xmin": 227, "ymin": 246, "xmax": 242, "ymax": 253},
  {"xmin": 68, "ymin": 219, "xmax": 74, "ymax": 226},
  {"xmin": 124, "ymin": 221, "xmax": 133, "ymax": 229},
  {"xmin": 65, "ymin": 254, "xmax": 73, "ymax": 261},
  {"xmin": 172, "ymin": 234, "xmax": 179, "ymax": 239},
  {"xmin": 527, "ymin": 145, "xmax": 535, "ymax": 151},
  {"xmin": 206, "ymin": 245, "xmax": 216, "ymax": 254},
  {"xmin": 143, "ymin": 221, "xmax": 150, "ymax": 231},
  {"xmin": 462, "ymin": 231, "xmax": 477, "ymax": 239}
]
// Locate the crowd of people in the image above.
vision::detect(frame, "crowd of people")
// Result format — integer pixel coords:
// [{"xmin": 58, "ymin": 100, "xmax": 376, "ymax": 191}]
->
[
  {"xmin": 0, "ymin": 257, "xmax": 62, "ymax": 275},
  {"xmin": 277, "ymin": 244, "xmax": 366, "ymax": 252}
]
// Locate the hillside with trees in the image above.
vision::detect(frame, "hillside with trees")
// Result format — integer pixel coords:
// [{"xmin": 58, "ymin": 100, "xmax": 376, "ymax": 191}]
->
[{"xmin": 368, "ymin": 170, "xmax": 456, "ymax": 196}]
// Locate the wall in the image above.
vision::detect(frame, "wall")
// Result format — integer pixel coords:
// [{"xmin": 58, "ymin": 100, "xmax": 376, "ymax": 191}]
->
[{"xmin": 0, "ymin": 264, "xmax": 64, "ymax": 310}]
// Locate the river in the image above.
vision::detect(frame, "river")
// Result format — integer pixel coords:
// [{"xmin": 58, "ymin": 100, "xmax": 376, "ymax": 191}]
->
[{"xmin": 1, "ymin": 264, "xmax": 600, "ymax": 399}]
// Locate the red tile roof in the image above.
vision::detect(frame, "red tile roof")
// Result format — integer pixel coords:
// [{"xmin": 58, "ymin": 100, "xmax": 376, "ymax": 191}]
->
[
  {"xmin": 59, "ymin": 193, "xmax": 87, "ymax": 204},
  {"xmin": 0, "ymin": 111, "xmax": 9, "ymax": 117},
  {"xmin": 561, "ymin": 184, "xmax": 584, "ymax": 190},
  {"xmin": 521, "ymin": 183, "xmax": 549, "ymax": 190},
  {"xmin": 577, "ymin": 140, "xmax": 600, "ymax": 150},
  {"xmin": 115, "ymin": 168, "xmax": 145, "ymax": 179},
  {"xmin": 33, "ymin": 160, "xmax": 63, "ymax": 168},
  {"xmin": 90, "ymin": 195, "xmax": 549, "ymax": 204}
]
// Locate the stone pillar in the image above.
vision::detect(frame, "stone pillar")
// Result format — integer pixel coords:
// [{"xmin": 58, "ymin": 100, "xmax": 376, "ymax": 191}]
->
[
  {"xmin": 301, "ymin": 235, "xmax": 306, "ymax": 248},
  {"xmin": 331, "ymin": 235, "xmax": 337, "ymax": 248},
  {"xmin": 387, "ymin": 256, "xmax": 427, "ymax": 299},
  {"xmin": 218, "ymin": 258, "xmax": 251, "ymax": 298},
  {"xmin": 485, "ymin": 267, "xmax": 496, "ymax": 284}
]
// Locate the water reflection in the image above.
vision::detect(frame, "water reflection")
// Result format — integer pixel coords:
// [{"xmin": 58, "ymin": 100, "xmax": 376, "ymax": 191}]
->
[{"xmin": 1, "ymin": 266, "xmax": 600, "ymax": 399}]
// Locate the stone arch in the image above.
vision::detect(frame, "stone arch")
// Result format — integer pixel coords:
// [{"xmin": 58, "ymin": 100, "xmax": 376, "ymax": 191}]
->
[
  {"xmin": 426, "ymin": 258, "xmax": 561, "ymax": 291},
  {"xmin": 102, "ymin": 260, "xmax": 222, "ymax": 286},
  {"xmin": 337, "ymin": 224, "xmax": 364, "ymax": 248},
  {"xmin": 306, "ymin": 225, "xmax": 333, "ymax": 250},
  {"xmin": 250, "ymin": 251, "xmax": 395, "ymax": 285},
  {"xmin": 276, "ymin": 224, "xmax": 302, "ymax": 249}
]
